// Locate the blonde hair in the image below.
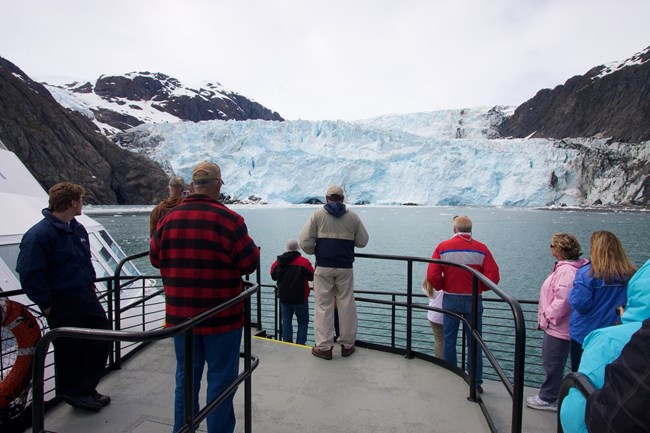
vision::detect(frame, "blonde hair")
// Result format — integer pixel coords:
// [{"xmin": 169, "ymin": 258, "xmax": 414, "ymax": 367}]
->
[
  {"xmin": 589, "ymin": 231, "xmax": 636, "ymax": 282},
  {"xmin": 551, "ymin": 233, "xmax": 581, "ymax": 260}
]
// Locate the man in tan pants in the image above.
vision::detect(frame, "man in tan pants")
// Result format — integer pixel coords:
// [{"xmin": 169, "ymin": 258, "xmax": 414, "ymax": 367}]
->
[{"xmin": 299, "ymin": 185, "xmax": 369, "ymax": 359}]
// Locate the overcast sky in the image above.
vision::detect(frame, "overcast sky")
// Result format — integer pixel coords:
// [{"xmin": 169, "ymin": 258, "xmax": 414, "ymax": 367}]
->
[{"xmin": 2, "ymin": 0, "xmax": 649, "ymax": 121}]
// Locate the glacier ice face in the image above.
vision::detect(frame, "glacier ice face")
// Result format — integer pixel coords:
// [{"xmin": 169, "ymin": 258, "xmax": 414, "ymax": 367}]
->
[{"xmin": 113, "ymin": 107, "xmax": 649, "ymax": 207}]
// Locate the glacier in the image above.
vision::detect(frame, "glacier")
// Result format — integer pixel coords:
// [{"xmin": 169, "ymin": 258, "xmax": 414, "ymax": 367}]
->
[{"xmin": 113, "ymin": 106, "xmax": 650, "ymax": 207}]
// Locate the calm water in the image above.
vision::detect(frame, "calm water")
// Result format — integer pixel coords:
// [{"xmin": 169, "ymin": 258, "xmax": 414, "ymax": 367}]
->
[{"xmin": 91, "ymin": 206, "xmax": 650, "ymax": 300}]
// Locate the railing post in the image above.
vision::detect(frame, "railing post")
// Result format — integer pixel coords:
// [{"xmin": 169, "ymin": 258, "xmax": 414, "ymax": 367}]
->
[
  {"xmin": 256, "ymin": 247, "xmax": 262, "ymax": 327},
  {"xmin": 105, "ymin": 277, "xmax": 116, "ymax": 367},
  {"xmin": 511, "ymin": 300, "xmax": 527, "ymax": 433},
  {"xmin": 468, "ymin": 275, "xmax": 479, "ymax": 401},
  {"xmin": 244, "ymin": 289, "xmax": 253, "ymax": 433},
  {"xmin": 31, "ymin": 334, "xmax": 51, "ymax": 433},
  {"xmin": 405, "ymin": 260, "xmax": 413, "ymax": 358},
  {"xmin": 183, "ymin": 329, "xmax": 195, "ymax": 433},
  {"xmin": 391, "ymin": 294, "xmax": 396, "ymax": 347}
]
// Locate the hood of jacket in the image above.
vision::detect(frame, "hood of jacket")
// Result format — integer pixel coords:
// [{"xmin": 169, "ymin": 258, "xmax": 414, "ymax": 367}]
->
[
  {"xmin": 276, "ymin": 250, "xmax": 300, "ymax": 265},
  {"xmin": 622, "ymin": 258, "xmax": 650, "ymax": 324},
  {"xmin": 555, "ymin": 258, "xmax": 589, "ymax": 272},
  {"xmin": 324, "ymin": 201, "xmax": 346, "ymax": 217},
  {"xmin": 157, "ymin": 196, "xmax": 184, "ymax": 213}
]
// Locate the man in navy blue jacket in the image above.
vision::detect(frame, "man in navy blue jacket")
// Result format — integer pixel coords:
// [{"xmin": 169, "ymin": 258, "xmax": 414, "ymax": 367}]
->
[{"xmin": 16, "ymin": 182, "xmax": 110, "ymax": 412}]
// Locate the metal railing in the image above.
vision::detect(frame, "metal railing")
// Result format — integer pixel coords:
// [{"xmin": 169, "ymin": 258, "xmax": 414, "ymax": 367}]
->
[
  {"xmin": 352, "ymin": 253, "xmax": 527, "ymax": 433},
  {"xmin": 556, "ymin": 372, "xmax": 596, "ymax": 433},
  {"xmin": 24, "ymin": 253, "xmax": 260, "ymax": 433},
  {"xmin": 2, "ymin": 250, "xmax": 543, "ymax": 433},
  {"xmin": 250, "ymin": 252, "xmax": 529, "ymax": 433}
]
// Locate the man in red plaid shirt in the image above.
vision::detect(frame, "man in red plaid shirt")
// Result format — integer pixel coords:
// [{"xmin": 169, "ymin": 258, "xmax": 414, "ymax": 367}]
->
[{"xmin": 150, "ymin": 161, "xmax": 259, "ymax": 433}]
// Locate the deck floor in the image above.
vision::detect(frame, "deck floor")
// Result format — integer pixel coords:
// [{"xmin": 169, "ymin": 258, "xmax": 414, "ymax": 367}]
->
[{"xmin": 29, "ymin": 337, "xmax": 555, "ymax": 433}]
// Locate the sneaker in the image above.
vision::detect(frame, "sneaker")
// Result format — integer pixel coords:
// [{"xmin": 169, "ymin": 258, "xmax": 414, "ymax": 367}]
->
[
  {"xmin": 341, "ymin": 345, "xmax": 356, "ymax": 357},
  {"xmin": 311, "ymin": 346, "xmax": 333, "ymax": 360},
  {"xmin": 525, "ymin": 394, "xmax": 557, "ymax": 412}
]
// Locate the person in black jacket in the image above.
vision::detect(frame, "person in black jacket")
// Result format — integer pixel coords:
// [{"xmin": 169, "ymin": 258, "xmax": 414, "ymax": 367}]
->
[
  {"xmin": 270, "ymin": 240, "xmax": 314, "ymax": 345},
  {"xmin": 16, "ymin": 182, "xmax": 111, "ymax": 412},
  {"xmin": 585, "ymin": 318, "xmax": 650, "ymax": 433}
]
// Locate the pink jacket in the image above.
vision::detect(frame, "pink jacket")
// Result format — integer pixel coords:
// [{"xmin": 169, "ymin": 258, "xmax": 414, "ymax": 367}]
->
[{"xmin": 537, "ymin": 258, "xmax": 588, "ymax": 340}]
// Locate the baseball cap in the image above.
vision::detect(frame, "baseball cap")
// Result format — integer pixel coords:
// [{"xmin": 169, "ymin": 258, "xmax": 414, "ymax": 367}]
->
[
  {"xmin": 326, "ymin": 185, "xmax": 344, "ymax": 197},
  {"xmin": 191, "ymin": 161, "xmax": 224, "ymax": 184}
]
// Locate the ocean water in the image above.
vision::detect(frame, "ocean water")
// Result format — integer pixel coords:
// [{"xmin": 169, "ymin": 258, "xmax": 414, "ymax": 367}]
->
[
  {"xmin": 90, "ymin": 205, "xmax": 650, "ymax": 386},
  {"xmin": 91, "ymin": 205, "xmax": 650, "ymax": 300}
]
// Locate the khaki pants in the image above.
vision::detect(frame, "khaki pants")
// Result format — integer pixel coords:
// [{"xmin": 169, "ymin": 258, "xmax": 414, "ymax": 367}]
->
[
  {"xmin": 313, "ymin": 267, "xmax": 357, "ymax": 350},
  {"xmin": 429, "ymin": 321, "xmax": 444, "ymax": 359}
]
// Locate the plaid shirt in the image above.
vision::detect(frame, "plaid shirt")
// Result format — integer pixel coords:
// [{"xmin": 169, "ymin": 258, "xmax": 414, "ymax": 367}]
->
[{"xmin": 150, "ymin": 194, "xmax": 259, "ymax": 334}]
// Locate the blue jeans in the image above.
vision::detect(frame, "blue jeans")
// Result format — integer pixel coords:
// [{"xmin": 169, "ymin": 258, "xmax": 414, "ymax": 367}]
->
[
  {"xmin": 173, "ymin": 328, "xmax": 242, "ymax": 433},
  {"xmin": 442, "ymin": 294, "xmax": 483, "ymax": 386},
  {"xmin": 280, "ymin": 302, "xmax": 309, "ymax": 345}
]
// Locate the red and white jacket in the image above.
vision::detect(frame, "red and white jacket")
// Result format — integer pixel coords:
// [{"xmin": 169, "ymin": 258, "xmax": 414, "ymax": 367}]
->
[{"xmin": 426, "ymin": 233, "xmax": 500, "ymax": 295}]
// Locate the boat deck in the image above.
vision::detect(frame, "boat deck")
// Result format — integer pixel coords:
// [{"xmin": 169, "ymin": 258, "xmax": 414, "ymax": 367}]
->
[{"xmin": 30, "ymin": 337, "xmax": 555, "ymax": 433}]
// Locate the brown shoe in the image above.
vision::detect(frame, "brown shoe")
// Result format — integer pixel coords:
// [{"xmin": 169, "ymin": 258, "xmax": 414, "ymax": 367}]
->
[
  {"xmin": 311, "ymin": 346, "xmax": 333, "ymax": 360},
  {"xmin": 341, "ymin": 345, "xmax": 356, "ymax": 357}
]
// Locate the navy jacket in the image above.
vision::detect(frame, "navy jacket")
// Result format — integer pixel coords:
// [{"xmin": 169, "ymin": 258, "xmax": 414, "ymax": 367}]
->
[{"xmin": 16, "ymin": 209, "xmax": 96, "ymax": 310}]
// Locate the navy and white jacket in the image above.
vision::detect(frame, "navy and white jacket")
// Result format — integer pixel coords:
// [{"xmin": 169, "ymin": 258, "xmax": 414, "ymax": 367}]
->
[{"xmin": 299, "ymin": 202, "xmax": 369, "ymax": 268}]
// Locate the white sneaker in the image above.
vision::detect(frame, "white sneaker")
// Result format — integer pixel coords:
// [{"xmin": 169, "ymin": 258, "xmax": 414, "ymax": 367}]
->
[{"xmin": 525, "ymin": 394, "xmax": 557, "ymax": 412}]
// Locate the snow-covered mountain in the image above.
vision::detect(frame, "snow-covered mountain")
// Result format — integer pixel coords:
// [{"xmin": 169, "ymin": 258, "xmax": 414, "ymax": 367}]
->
[
  {"xmin": 43, "ymin": 72, "xmax": 283, "ymax": 135},
  {"xmin": 113, "ymin": 107, "xmax": 650, "ymax": 207}
]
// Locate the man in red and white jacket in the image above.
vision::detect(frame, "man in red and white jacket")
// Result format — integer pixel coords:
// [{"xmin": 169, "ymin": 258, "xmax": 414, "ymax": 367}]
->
[{"xmin": 426, "ymin": 215, "xmax": 499, "ymax": 392}]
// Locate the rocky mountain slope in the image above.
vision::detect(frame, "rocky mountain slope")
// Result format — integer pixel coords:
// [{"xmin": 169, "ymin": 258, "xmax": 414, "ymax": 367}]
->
[
  {"xmin": 499, "ymin": 46, "xmax": 650, "ymax": 143},
  {"xmin": 0, "ymin": 57, "xmax": 169, "ymax": 204},
  {"xmin": 45, "ymin": 72, "xmax": 284, "ymax": 135}
]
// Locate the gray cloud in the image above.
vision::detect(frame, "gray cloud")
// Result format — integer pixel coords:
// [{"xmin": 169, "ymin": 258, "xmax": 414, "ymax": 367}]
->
[{"xmin": 2, "ymin": 0, "xmax": 649, "ymax": 121}]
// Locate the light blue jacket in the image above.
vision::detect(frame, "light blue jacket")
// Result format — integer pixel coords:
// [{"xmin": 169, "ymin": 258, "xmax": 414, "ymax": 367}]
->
[{"xmin": 560, "ymin": 259, "xmax": 650, "ymax": 433}]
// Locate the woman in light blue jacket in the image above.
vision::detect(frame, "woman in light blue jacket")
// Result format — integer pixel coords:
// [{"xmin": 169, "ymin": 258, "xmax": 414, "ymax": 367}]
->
[{"xmin": 568, "ymin": 231, "xmax": 636, "ymax": 371}]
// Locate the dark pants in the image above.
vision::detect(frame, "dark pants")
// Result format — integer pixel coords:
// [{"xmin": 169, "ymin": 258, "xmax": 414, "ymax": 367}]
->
[
  {"xmin": 46, "ymin": 290, "xmax": 111, "ymax": 397},
  {"xmin": 570, "ymin": 339, "xmax": 584, "ymax": 372},
  {"xmin": 539, "ymin": 332, "xmax": 570, "ymax": 403},
  {"xmin": 280, "ymin": 302, "xmax": 309, "ymax": 345}
]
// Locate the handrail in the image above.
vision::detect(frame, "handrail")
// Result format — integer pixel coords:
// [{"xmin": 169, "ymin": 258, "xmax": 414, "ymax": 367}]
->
[
  {"xmin": 354, "ymin": 252, "xmax": 526, "ymax": 433},
  {"xmin": 556, "ymin": 372, "xmax": 596, "ymax": 433},
  {"xmin": 16, "ymin": 248, "xmax": 529, "ymax": 433},
  {"xmin": 31, "ymin": 283, "xmax": 260, "ymax": 433}
]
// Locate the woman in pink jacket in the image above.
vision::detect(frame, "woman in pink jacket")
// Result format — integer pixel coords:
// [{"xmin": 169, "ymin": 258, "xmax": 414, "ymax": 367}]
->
[{"xmin": 526, "ymin": 233, "xmax": 588, "ymax": 412}]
